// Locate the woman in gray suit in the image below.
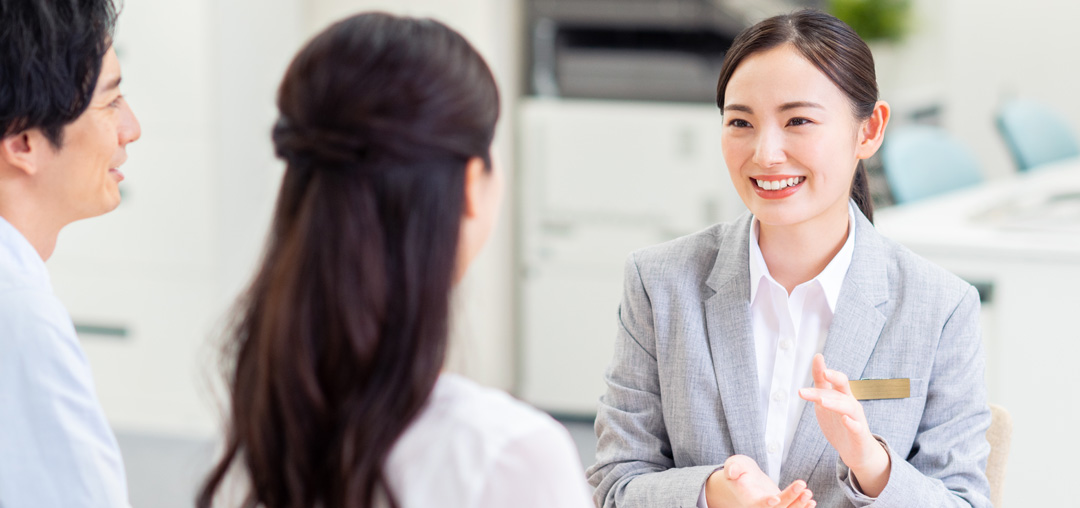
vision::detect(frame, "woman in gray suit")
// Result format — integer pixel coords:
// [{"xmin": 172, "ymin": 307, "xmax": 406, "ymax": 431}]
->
[{"xmin": 588, "ymin": 9, "xmax": 991, "ymax": 508}]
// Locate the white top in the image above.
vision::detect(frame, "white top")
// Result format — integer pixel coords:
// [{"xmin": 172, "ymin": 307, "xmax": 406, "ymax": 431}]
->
[
  {"xmin": 0, "ymin": 216, "xmax": 130, "ymax": 507},
  {"xmin": 381, "ymin": 373, "xmax": 593, "ymax": 508},
  {"xmin": 697, "ymin": 203, "xmax": 856, "ymax": 507},
  {"xmin": 749, "ymin": 203, "xmax": 856, "ymax": 483}
]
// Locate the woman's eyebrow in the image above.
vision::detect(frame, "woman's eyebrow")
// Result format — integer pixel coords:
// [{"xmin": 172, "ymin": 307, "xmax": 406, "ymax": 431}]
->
[
  {"xmin": 779, "ymin": 101, "xmax": 824, "ymax": 111},
  {"xmin": 723, "ymin": 102, "xmax": 825, "ymax": 113}
]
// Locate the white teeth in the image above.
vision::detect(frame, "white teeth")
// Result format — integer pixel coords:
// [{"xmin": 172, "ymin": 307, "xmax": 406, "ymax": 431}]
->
[{"xmin": 755, "ymin": 176, "xmax": 803, "ymax": 190}]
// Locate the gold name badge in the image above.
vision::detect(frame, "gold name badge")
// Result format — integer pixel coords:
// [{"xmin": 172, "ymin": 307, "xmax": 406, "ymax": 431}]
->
[{"xmin": 849, "ymin": 378, "xmax": 910, "ymax": 400}]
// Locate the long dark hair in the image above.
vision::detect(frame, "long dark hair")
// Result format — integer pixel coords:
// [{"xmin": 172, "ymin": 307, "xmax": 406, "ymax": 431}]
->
[
  {"xmin": 716, "ymin": 9, "xmax": 878, "ymax": 222},
  {"xmin": 197, "ymin": 12, "xmax": 499, "ymax": 508}
]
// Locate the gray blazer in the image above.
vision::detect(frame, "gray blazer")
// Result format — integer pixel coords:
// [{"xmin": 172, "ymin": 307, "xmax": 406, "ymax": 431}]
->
[{"xmin": 587, "ymin": 209, "xmax": 991, "ymax": 508}]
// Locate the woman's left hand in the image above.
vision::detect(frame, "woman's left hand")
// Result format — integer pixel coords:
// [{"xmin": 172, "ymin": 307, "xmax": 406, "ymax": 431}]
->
[{"xmin": 798, "ymin": 354, "xmax": 891, "ymax": 497}]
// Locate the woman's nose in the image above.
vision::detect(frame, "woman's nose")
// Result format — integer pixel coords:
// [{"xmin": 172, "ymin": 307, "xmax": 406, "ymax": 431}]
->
[{"xmin": 752, "ymin": 127, "xmax": 786, "ymax": 168}]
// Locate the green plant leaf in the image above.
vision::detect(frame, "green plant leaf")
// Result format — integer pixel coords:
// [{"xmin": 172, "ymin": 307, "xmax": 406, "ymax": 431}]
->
[{"xmin": 828, "ymin": 0, "xmax": 911, "ymax": 42}]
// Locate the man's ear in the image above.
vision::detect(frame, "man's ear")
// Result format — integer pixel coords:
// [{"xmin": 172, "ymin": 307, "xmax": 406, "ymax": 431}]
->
[{"xmin": 0, "ymin": 130, "xmax": 50, "ymax": 176}]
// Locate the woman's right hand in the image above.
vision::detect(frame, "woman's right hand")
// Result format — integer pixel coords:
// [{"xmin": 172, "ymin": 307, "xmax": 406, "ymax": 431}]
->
[{"xmin": 704, "ymin": 455, "xmax": 816, "ymax": 508}]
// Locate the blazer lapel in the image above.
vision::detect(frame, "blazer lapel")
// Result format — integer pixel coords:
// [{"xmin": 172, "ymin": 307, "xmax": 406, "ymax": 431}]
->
[
  {"xmin": 780, "ymin": 210, "xmax": 890, "ymax": 487},
  {"xmin": 704, "ymin": 214, "xmax": 768, "ymax": 467}
]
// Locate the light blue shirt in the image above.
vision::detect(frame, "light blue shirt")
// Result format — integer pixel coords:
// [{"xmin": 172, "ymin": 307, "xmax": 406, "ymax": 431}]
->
[{"xmin": 0, "ymin": 216, "xmax": 129, "ymax": 507}]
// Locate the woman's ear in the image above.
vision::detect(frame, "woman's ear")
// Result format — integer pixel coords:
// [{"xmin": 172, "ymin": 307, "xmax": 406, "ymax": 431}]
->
[
  {"xmin": 455, "ymin": 156, "xmax": 496, "ymax": 283},
  {"xmin": 856, "ymin": 100, "xmax": 891, "ymax": 160},
  {"xmin": 461, "ymin": 156, "xmax": 487, "ymax": 219}
]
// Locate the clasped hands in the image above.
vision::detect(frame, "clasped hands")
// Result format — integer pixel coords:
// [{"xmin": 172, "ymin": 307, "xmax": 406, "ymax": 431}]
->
[
  {"xmin": 704, "ymin": 455, "xmax": 814, "ymax": 508},
  {"xmin": 705, "ymin": 354, "xmax": 890, "ymax": 507}
]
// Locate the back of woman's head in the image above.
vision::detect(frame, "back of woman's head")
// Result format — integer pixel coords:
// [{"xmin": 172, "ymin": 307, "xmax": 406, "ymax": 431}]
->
[
  {"xmin": 716, "ymin": 9, "xmax": 879, "ymax": 221},
  {"xmin": 198, "ymin": 12, "xmax": 499, "ymax": 508}
]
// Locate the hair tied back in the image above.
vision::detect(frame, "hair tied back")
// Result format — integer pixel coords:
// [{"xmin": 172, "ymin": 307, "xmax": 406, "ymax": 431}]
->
[{"xmin": 272, "ymin": 116, "xmax": 371, "ymax": 169}]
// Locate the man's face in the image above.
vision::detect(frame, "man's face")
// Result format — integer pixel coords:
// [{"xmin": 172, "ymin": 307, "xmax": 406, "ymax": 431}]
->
[{"xmin": 37, "ymin": 46, "xmax": 141, "ymax": 222}]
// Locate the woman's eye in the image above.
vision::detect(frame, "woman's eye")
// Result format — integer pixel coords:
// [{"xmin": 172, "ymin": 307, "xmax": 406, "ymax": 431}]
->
[
  {"xmin": 728, "ymin": 119, "xmax": 751, "ymax": 128},
  {"xmin": 788, "ymin": 117, "xmax": 812, "ymax": 126},
  {"xmin": 108, "ymin": 95, "xmax": 124, "ymax": 108}
]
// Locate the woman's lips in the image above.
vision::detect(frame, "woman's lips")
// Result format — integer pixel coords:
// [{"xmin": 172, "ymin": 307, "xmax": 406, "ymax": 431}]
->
[
  {"xmin": 751, "ymin": 175, "xmax": 804, "ymax": 199},
  {"xmin": 109, "ymin": 168, "xmax": 125, "ymax": 182}
]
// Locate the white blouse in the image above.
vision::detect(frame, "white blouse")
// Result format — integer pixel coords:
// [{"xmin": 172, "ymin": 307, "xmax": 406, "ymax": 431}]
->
[
  {"xmin": 697, "ymin": 203, "xmax": 856, "ymax": 507},
  {"xmin": 381, "ymin": 373, "xmax": 593, "ymax": 508},
  {"xmin": 747, "ymin": 203, "xmax": 856, "ymax": 483}
]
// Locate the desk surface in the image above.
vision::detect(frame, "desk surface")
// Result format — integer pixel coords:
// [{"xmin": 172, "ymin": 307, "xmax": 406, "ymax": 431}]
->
[{"xmin": 875, "ymin": 159, "xmax": 1080, "ymax": 263}]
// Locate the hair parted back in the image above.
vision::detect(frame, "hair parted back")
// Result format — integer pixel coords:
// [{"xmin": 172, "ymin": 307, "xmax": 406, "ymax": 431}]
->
[
  {"xmin": 197, "ymin": 12, "xmax": 499, "ymax": 508},
  {"xmin": 716, "ymin": 9, "xmax": 878, "ymax": 222},
  {"xmin": 0, "ymin": 0, "xmax": 119, "ymax": 147}
]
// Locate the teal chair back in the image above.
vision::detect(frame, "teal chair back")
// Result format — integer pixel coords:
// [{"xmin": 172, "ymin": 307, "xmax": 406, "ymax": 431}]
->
[
  {"xmin": 997, "ymin": 98, "xmax": 1080, "ymax": 171},
  {"xmin": 882, "ymin": 125, "xmax": 983, "ymax": 204}
]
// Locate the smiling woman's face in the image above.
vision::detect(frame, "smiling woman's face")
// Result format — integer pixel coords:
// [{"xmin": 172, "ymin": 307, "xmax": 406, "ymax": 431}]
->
[{"xmin": 720, "ymin": 43, "xmax": 865, "ymax": 229}]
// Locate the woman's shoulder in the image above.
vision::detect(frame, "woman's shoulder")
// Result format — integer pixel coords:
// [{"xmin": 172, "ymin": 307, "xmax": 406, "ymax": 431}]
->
[
  {"xmin": 627, "ymin": 213, "xmax": 752, "ymax": 281},
  {"xmin": 866, "ymin": 225, "xmax": 976, "ymax": 308},
  {"xmin": 424, "ymin": 373, "xmax": 565, "ymax": 439},
  {"xmin": 384, "ymin": 374, "xmax": 582, "ymax": 506},
  {"xmin": 388, "ymin": 373, "xmax": 575, "ymax": 468}
]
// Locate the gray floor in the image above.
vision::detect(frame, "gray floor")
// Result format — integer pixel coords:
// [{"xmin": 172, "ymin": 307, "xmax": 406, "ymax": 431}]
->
[{"xmin": 117, "ymin": 417, "xmax": 598, "ymax": 507}]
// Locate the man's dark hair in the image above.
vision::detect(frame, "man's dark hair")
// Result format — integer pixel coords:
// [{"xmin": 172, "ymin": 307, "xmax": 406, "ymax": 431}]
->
[{"xmin": 0, "ymin": 0, "xmax": 119, "ymax": 147}]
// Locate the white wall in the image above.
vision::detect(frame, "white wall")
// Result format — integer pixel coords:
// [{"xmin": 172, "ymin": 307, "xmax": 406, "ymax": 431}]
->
[
  {"xmin": 882, "ymin": 0, "xmax": 1080, "ymax": 179},
  {"xmin": 47, "ymin": 0, "xmax": 305, "ymax": 437}
]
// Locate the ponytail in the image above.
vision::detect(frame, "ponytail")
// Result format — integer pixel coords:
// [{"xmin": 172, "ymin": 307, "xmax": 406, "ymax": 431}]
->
[{"xmin": 851, "ymin": 160, "xmax": 874, "ymax": 223}]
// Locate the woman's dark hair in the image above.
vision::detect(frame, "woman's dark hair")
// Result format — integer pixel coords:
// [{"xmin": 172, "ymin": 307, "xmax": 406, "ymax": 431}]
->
[
  {"xmin": 716, "ymin": 9, "xmax": 878, "ymax": 222},
  {"xmin": 0, "ymin": 0, "xmax": 119, "ymax": 147},
  {"xmin": 196, "ymin": 12, "xmax": 499, "ymax": 508}
]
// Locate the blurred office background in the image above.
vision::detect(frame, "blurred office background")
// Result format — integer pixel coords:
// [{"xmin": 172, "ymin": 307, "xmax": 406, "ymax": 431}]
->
[{"xmin": 45, "ymin": 0, "xmax": 1078, "ymax": 506}]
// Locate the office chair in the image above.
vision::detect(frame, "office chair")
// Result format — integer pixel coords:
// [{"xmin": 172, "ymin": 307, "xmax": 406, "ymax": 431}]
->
[
  {"xmin": 986, "ymin": 403, "xmax": 1013, "ymax": 508},
  {"xmin": 997, "ymin": 98, "xmax": 1080, "ymax": 171},
  {"xmin": 881, "ymin": 125, "xmax": 984, "ymax": 204}
]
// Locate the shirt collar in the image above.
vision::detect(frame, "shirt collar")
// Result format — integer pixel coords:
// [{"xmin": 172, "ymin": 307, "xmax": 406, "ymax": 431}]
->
[
  {"xmin": 748, "ymin": 201, "xmax": 857, "ymax": 311},
  {"xmin": 0, "ymin": 215, "xmax": 50, "ymax": 288}
]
